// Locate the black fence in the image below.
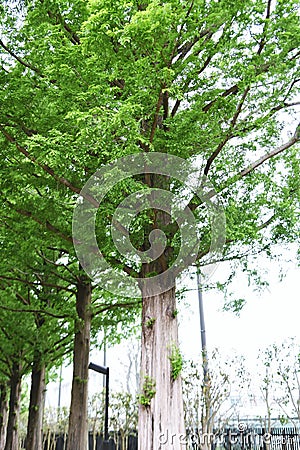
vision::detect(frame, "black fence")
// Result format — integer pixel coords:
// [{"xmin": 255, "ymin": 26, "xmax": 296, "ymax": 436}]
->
[
  {"xmin": 21, "ymin": 431, "xmax": 138, "ymax": 450},
  {"xmin": 228, "ymin": 427, "xmax": 300, "ymax": 450},
  {"xmin": 21, "ymin": 427, "xmax": 300, "ymax": 450},
  {"xmin": 203, "ymin": 427, "xmax": 300, "ymax": 450}
]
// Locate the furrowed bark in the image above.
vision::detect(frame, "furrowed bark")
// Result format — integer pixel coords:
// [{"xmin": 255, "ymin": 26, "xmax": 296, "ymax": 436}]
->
[
  {"xmin": 66, "ymin": 275, "xmax": 92, "ymax": 450},
  {"xmin": 138, "ymin": 287, "xmax": 185, "ymax": 450},
  {"xmin": 4, "ymin": 362, "xmax": 22, "ymax": 450},
  {"xmin": 0, "ymin": 383, "xmax": 8, "ymax": 449},
  {"xmin": 25, "ymin": 357, "xmax": 46, "ymax": 450}
]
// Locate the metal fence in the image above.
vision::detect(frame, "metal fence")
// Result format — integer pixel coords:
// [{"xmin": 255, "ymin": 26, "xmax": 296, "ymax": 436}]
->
[
  {"xmin": 21, "ymin": 431, "xmax": 138, "ymax": 450},
  {"xmin": 21, "ymin": 427, "xmax": 300, "ymax": 450},
  {"xmin": 204, "ymin": 427, "xmax": 300, "ymax": 450},
  {"xmin": 229, "ymin": 427, "xmax": 300, "ymax": 450}
]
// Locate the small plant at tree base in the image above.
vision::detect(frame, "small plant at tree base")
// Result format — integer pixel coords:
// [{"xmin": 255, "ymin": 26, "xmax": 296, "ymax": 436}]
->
[
  {"xmin": 169, "ymin": 344, "xmax": 183, "ymax": 380},
  {"xmin": 138, "ymin": 376, "xmax": 156, "ymax": 407}
]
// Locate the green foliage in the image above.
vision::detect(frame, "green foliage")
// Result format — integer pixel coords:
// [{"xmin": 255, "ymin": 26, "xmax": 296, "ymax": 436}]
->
[
  {"xmin": 108, "ymin": 391, "xmax": 138, "ymax": 434},
  {"xmin": 172, "ymin": 309, "xmax": 179, "ymax": 318},
  {"xmin": 223, "ymin": 297, "xmax": 247, "ymax": 316},
  {"xmin": 145, "ymin": 317, "xmax": 156, "ymax": 328},
  {"xmin": 279, "ymin": 416, "xmax": 289, "ymax": 426},
  {"xmin": 169, "ymin": 344, "xmax": 183, "ymax": 380},
  {"xmin": 74, "ymin": 376, "xmax": 88, "ymax": 384},
  {"xmin": 138, "ymin": 376, "xmax": 156, "ymax": 407},
  {"xmin": 0, "ymin": 0, "xmax": 298, "ymax": 312}
]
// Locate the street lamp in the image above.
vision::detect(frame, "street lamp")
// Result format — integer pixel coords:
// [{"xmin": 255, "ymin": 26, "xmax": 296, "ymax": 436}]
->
[{"xmin": 88, "ymin": 362, "xmax": 110, "ymax": 448}]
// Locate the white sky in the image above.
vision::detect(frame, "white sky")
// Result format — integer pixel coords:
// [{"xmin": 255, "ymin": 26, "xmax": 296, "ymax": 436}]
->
[{"xmin": 179, "ymin": 245, "xmax": 300, "ymax": 363}]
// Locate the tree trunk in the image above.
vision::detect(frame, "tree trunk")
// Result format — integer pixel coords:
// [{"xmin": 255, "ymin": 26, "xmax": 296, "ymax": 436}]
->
[
  {"xmin": 67, "ymin": 277, "xmax": 92, "ymax": 450},
  {"xmin": 0, "ymin": 383, "xmax": 8, "ymax": 449},
  {"xmin": 25, "ymin": 357, "xmax": 46, "ymax": 450},
  {"xmin": 201, "ymin": 373, "xmax": 213, "ymax": 450},
  {"xmin": 4, "ymin": 362, "xmax": 22, "ymax": 450},
  {"xmin": 201, "ymin": 405, "xmax": 213, "ymax": 450},
  {"xmin": 138, "ymin": 287, "xmax": 185, "ymax": 450}
]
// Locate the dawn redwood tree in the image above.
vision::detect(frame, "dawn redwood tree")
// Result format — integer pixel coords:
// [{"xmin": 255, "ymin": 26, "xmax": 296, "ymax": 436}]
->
[
  {"xmin": 0, "ymin": 1, "xmax": 299, "ymax": 449},
  {"xmin": 0, "ymin": 212, "xmax": 77, "ymax": 449},
  {"xmin": 0, "ymin": 292, "xmax": 35, "ymax": 450},
  {"xmin": 0, "ymin": 203, "xmax": 138, "ymax": 449},
  {"xmin": 0, "ymin": 379, "xmax": 8, "ymax": 448},
  {"xmin": 0, "ymin": 277, "xmax": 68, "ymax": 450}
]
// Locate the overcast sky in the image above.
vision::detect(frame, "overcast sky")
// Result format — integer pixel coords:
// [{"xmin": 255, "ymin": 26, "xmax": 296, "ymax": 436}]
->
[{"xmin": 179, "ymin": 244, "xmax": 299, "ymax": 363}]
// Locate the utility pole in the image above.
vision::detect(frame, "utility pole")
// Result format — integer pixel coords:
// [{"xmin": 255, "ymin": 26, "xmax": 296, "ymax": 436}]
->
[
  {"xmin": 197, "ymin": 271, "xmax": 209, "ymax": 381},
  {"xmin": 197, "ymin": 269, "xmax": 212, "ymax": 439},
  {"xmin": 57, "ymin": 363, "xmax": 63, "ymax": 422}
]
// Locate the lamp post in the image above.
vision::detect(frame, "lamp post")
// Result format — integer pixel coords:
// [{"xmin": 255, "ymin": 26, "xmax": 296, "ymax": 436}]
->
[
  {"xmin": 103, "ymin": 332, "xmax": 107, "ymax": 388},
  {"xmin": 88, "ymin": 362, "xmax": 110, "ymax": 447}
]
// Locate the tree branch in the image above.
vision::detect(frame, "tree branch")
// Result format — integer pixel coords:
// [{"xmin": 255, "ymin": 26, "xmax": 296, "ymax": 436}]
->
[
  {"xmin": 0, "ymin": 304, "xmax": 69, "ymax": 319},
  {"xmin": 0, "ymin": 39, "xmax": 44, "ymax": 76},
  {"xmin": 149, "ymin": 91, "xmax": 164, "ymax": 143},
  {"xmin": 202, "ymin": 1, "xmax": 273, "ymax": 175},
  {"xmin": 93, "ymin": 300, "xmax": 142, "ymax": 316},
  {"xmin": 204, "ymin": 86, "xmax": 251, "ymax": 175},
  {"xmin": 0, "ymin": 125, "xmax": 83, "ymax": 194},
  {"xmin": 238, "ymin": 128, "xmax": 299, "ymax": 178},
  {"xmin": 171, "ymin": 55, "xmax": 212, "ymax": 117},
  {"xmin": 39, "ymin": 0, "xmax": 81, "ymax": 45},
  {"xmin": 0, "ymin": 274, "xmax": 75, "ymax": 294},
  {"xmin": 1, "ymin": 196, "xmax": 74, "ymax": 244}
]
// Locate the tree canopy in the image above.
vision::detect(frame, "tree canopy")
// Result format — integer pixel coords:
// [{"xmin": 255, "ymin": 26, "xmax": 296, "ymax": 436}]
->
[{"xmin": 0, "ymin": 0, "xmax": 299, "ymax": 449}]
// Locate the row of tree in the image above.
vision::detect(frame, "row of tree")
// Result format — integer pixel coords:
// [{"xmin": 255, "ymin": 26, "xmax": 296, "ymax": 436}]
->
[
  {"xmin": 0, "ymin": 0, "xmax": 299, "ymax": 449},
  {"xmin": 0, "ymin": 211, "xmax": 140, "ymax": 450}
]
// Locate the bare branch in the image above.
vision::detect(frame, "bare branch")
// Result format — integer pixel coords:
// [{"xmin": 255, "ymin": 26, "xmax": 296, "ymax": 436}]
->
[{"xmin": 93, "ymin": 300, "xmax": 142, "ymax": 315}]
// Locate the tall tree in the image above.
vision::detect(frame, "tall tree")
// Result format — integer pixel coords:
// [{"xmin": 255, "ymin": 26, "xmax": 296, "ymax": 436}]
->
[
  {"xmin": 0, "ymin": 379, "xmax": 8, "ymax": 448},
  {"xmin": 0, "ymin": 204, "xmax": 139, "ymax": 449},
  {"xmin": 0, "ymin": 293, "xmax": 34, "ymax": 450},
  {"xmin": 0, "ymin": 1, "xmax": 299, "ymax": 449}
]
